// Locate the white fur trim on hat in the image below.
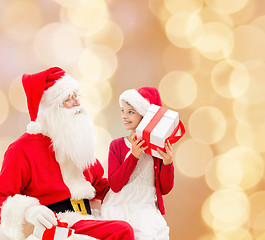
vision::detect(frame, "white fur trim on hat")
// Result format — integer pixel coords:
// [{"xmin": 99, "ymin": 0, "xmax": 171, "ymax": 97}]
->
[
  {"xmin": 119, "ymin": 89, "xmax": 150, "ymax": 116},
  {"xmin": 1, "ymin": 194, "xmax": 40, "ymax": 240},
  {"xmin": 26, "ymin": 121, "xmax": 41, "ymax": 134},
  {"xmin": 41, "ymin": 74, "xmax": 80, "ymax": 108}
]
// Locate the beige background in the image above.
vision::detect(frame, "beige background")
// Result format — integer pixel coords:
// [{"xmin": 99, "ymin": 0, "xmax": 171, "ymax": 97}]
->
[{"xmin": 1, "ymin": 0, "xmax": 265, "ymax": 239}]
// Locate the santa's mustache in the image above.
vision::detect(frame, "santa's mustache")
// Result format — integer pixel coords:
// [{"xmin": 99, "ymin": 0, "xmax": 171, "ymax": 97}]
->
[{"xmin": 66, "ymin": 106, "xmax": 84, "ymax": 115}]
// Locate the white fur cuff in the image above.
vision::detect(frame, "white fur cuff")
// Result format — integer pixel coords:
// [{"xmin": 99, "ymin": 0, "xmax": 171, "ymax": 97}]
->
[{"xmin": 1, "ymin": 194, "xmax": 40, "ymax": 240}]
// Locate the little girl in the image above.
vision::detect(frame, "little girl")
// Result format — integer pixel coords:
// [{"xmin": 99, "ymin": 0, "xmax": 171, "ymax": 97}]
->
[{"xmin": 101, "ymin": 87, "xmax": 175, "ymax": 240}]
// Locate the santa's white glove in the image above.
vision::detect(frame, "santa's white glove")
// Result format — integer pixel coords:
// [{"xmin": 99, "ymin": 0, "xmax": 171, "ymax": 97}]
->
[{"xmin": 25, "ymin": 205, "xmax": 57, "ymax": 232}]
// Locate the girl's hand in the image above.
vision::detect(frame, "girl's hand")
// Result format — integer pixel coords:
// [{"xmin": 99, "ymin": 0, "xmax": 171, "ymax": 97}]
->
[
  {"xmin": 131, "ymin": 134, "xmax": 148, "ymax": 158},
  {"xmin": 157, "ymin": 140, "xmax": 173, "ymax": 166}
]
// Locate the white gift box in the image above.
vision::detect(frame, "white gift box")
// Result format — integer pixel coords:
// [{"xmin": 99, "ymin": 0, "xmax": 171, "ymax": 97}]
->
[
  {"xmin": 33, "ymin": 225, "xmax": 74, "ymax": 240},
  {"xmin": 136, "ymin": 104, "xmax": 184, "ymax": 159}
]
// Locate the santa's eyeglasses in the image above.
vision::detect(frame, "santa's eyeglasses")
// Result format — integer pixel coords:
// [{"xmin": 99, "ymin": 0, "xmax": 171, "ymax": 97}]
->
[{"xmin": 63, "ymin": 93, "xmax": 81, "ymax": 105}]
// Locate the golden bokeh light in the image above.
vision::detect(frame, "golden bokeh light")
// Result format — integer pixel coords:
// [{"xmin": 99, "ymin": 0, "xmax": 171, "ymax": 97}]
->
[
  {"xmin": 209, "ymin": 188, "xmax": 249, "ymax": 224},
  {"xmin": 214, "ymin": 228, "xmax": 253, "ymax": 240},
  {"xmin": 175, "ymin": 139, "xmax": 214, "ymax": 177},
  {"xmin": 1, "ymin": 0, "xmax": 265, "ymax": 239},
  {"xmin": 236, "ymin": 63, "xmax": 265, "ymax": 105},
  {"xmin": 225, "ymin": 146, "xmax": 264, "ymax": 190},
  {"xmin": 0, "ymin": 90, "xmax": 9, "ymax": 126},
  {"xmin": 78, "ymin": 49, "xmax": 102, "ymax": 83},
  {"xmin": 252, "ymin": 15, "xmax": 265, "ymax": 33},
  {"xmin": 8, "ymin": 76, "xmax": 27, "ymax": 113},
  {"xmin": 202, "ymin": 191, "xmax": 249, "ymax": 233},
  {"xmin": 93, "ymin": 125, "xmax": 113, "ymax": 166},
  {"xmin": 201, "ymin": 196, "xmax": 215, "ymax": 229},
  {"xmin": 80, "ymin": 85, "xmax": 101, "ymax": 119},
  {"xmin": 2, "ymin": 1, "xmax": 42, "ymax": 42},
  {"xmin": 204, "ymin": 0, "xmax": 249, "ymax": 14},
  {"xmin": 165, "ymin": 11, "xmax": 204, "ymax": 48},
  {"xmin": 189, "ymin": 106, "xmax": 227, "ymax": 144},
  {"xmin": 216, "ymin": 154, "xmax": 242, "ymax": 187},
  {"xmin": 211, "ymin": 60, "xmax": 249, "ymax": 98},
  {"xmin": 52, "ymin": 0, "xmax": 76, "ymax": 8},
  {"xmin": 34, "ymin": 23, "xmax": 82, "ymax": 66},
  {"xmin": 88, "ymin": 45, "xmax": 118, "ymax": 80},
  {"xmin": 98, "ymin": 81, "xmax": 112, "ymax": 110},
  {"xmin": 164, "ymin": 0, "xmax": 203, "ymax": 14},
  {"xmin": 0, "ymin": 137, "xmax": 14, "ymax": 162},
  {"xmin": 197, "ymin": 234, "xmax": 215, "ymax": 240},
  {"xmin": 233, "ymin": 100, "xmax": 265, "ymax": 127},
  {"xmin": 78, "ymin": 45, "xmax": 117, "ymax": 82},
  {"xmin": 257, "ymin": 232, "xmax": 265, "ymax": 240},
  {"xmin": 148, "ymin": 0, "xmax": 171, "ymax": 25},
  {"xmin": 229, "ymin": 25, "xmax": 265, "ymax": 68},
  {"xmin": 249, "ymin": 192, "xmax": 265, "ymax": 234},
  {"xmin": 199, "ymin": 7, "xmax": 234, "ymax": 28},
  {"xmin": 205, "ymin": 156, "xmax": 223, "ymax": 191},
  {"xmin": 162, "ymin": 45, "xmax": 201, "ymax": 73},
  {"xmin": 66, "ymin": 0, "xmax": 108, "ymax": 30},
  {"xmin": 85, "ymin": 21, "xmax": 124, "ymax": 53},
  {"xmin": 197, "ymin": 22, "xmax": 234, "ymax": 60},
  {"xmin": 159, "ymin": 71, "xmax": 197, "ymax": 109},
  {"xmin": 235, "ymin": 123, "xmax": 265, "ymax": 153}
]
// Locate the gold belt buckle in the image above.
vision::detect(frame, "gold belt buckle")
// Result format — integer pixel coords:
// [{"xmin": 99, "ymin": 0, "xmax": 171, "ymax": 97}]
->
[{"xmin": 70, "ymin": 198, "xmax": 88, "ymax": 215}]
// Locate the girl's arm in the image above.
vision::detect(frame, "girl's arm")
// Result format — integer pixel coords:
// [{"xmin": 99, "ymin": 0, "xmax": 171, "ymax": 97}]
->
[
  {"xmin": 159, "ymin": 162, "xmax": 174, "ymax": 195},
  {"xmin": 108, "ymin": 140, "xmax": 139, "ymax": 193},
  {"xmin": 157, "ymin": 140, "xmax": 175, "ymax": 195}
]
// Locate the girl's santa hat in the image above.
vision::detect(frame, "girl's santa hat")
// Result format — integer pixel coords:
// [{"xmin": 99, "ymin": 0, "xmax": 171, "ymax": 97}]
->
[
  {"xmin": 119, "ymin": 87, "xmax": 162, "ymax": 116},
  {"xmin": 22, "ymin": 67, "xmax": 80, "ymax": 134}
]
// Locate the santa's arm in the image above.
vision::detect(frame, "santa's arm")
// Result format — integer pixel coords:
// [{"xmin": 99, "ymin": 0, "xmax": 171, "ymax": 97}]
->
[
  {"xmin": 83, "ymin": 159, "xmax": 109, "ymax": 202},
  {"xmin": 0, "ymin": 147, "xmax": 40, "ymax": 240}
]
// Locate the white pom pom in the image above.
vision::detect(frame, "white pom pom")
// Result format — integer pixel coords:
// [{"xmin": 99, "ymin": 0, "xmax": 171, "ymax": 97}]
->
[{"xmin": 26, "ymin": 121, "xmax": 41, "ymax": 134}]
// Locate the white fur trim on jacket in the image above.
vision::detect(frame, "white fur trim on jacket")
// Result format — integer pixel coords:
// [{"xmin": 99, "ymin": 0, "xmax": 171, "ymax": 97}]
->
[
  {"xmin": 59, "ymin": 159, "xmax": 95, "ymax": 200},
  {"xmin": 119, "ymin": 89, "xmax": 150, "ymax": 116},
  {"xmin": 57, "ymin": 211, "xmax": 97, "ymax": 228},
  {"xmin": 1, "ymin": 194, "xmax": 40, "ymax": 240}
]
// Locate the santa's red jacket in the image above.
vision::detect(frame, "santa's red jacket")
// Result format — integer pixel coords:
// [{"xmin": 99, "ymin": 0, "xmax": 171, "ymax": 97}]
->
[{"xmin": 0, "ymin": 133, "xmax": 109, "ymax": 239}]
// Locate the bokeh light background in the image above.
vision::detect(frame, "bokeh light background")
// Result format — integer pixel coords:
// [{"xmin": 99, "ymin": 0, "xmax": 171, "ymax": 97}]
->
[{"xmin": 1, "ymin": 0, "xmax": 265, "ymax": 239}]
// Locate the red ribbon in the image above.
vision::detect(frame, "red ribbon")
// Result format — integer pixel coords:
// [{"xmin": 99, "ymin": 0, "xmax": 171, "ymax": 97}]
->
[
  {"xmin": 142, "ymin": 107, "xmax": 185, "ymax": 155},
  {"xmin": 41, "ymin": 212, "xmax": 71, "ymax": 239},
  {"xmin": 142, "ymin": 107, "xmax": 167, "ymax": 155}
]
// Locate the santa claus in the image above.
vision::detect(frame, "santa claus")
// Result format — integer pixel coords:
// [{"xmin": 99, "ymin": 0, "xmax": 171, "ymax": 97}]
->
[{"xmin": 0, "ymin": 67, "xmax": 134, "ymax": 240}]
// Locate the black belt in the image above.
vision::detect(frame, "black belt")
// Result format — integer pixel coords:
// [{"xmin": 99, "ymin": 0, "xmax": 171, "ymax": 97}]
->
[{"xmin": 46, "ymin": 198, "xmax": 91, "ymax": 215}]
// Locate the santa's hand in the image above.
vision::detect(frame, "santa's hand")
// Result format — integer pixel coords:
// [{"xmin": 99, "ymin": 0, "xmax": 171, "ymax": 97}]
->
[{"xmin": 25, "ymin": 205, "xmax": 57, "ymax": 232}]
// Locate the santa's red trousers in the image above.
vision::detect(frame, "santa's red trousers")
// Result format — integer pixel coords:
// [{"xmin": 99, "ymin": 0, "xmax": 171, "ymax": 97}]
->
[{"xmin": 71, "ymin": 219, "xmax": 134, "ymax": 240}]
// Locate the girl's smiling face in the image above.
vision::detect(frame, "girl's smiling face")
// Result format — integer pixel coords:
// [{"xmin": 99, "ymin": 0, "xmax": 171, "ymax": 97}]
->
[{"xmin": 120, "ymin": 100, "xmax": 143, "ymax": 131}]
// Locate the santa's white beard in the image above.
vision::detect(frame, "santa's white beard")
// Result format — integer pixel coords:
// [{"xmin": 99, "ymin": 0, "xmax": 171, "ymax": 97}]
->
[{"xmin": 37, "ymin": 104, "xmax": 96, "ymax": 170}]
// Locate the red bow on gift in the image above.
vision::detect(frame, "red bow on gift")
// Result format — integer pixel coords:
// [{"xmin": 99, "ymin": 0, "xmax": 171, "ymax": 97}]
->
[{"xmin": 42, "ymin": 212, "xmax": 72, "ymax": 239}]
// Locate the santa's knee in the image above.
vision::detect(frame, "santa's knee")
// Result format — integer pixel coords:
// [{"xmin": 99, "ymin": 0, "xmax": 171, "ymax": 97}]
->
[{"xmin": 114, "ymin": 220, "xmax": 134, "ymax": 240}]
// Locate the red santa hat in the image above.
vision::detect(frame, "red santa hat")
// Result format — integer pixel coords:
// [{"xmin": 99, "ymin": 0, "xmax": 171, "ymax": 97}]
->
[
  {"xmin": 22, "ymin": 66, "xmax": 80, "ymax": 133},
  {"xmin": 119, "ymin": 87, "xmax": 162, "ymax": 116}
]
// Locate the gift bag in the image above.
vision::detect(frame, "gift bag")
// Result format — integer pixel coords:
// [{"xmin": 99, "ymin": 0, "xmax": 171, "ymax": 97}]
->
[
  {"xmin": 33, "ymin": 212, "xmax": 74, "ymax": 240},
  {"xmin": 136, "ymin": 104, "xmax": 185, "ymax": 158}
]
